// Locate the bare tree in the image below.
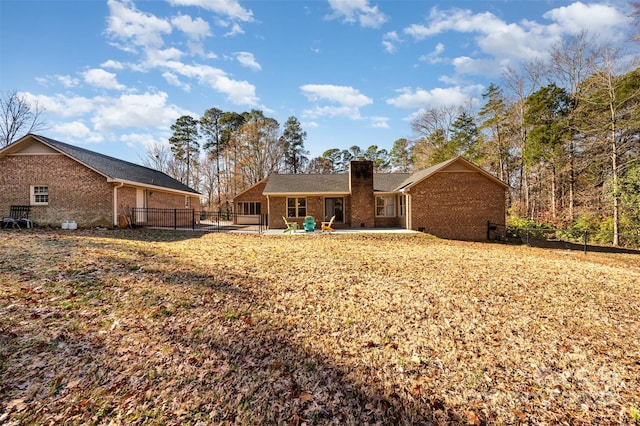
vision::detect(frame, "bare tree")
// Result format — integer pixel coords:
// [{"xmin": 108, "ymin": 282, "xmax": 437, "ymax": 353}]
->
[
  {"xmin": 141, "ymin": 141, "xmax": 172, "ymax": 173},
  {"xmin": 1, "ymin": 90, "xmax": 46, "ymax": 146},
  {"xmin": 548, "ymin": 31, "xmax": 601, "ymax": 220},
  {"xmin": 580, "ymin": 44, "xmax": 638, "ymax": 245}
]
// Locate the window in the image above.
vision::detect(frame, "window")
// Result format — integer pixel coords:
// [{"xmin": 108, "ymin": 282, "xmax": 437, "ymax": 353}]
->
[
  {"xmin": 238, "ymin": 202, "xmax": 261, "ymax": 215},
  {"xmin": 376, "ymin": 196, "xmax": 395, "ymax": 217},
  {"xmin": 185, "ymin": 196, "xmax": 191, "ymax": 208},
  {"xmin": 287, "ymin": 197, "xmax": 306, "ymax": 217},
  {"xmin": 398, "ymin": 195, "xmax": 406, "ymax": 217},
  {"xmin": 31, "ymin": 185, "xmax": 49, "ymax": 205}
]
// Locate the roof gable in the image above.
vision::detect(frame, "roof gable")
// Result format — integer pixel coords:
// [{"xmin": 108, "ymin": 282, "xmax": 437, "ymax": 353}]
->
[
  {"xmin": 396, "ymin": 157, "xmax": 509, "ymax": 191},
  {"xmin": 1, "ymin": 134, "xmax": 200, "ymax": 195}
]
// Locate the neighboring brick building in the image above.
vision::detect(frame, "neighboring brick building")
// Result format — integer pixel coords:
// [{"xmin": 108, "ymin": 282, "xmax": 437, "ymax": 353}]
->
[
  {"xmin": 0, "ymin": 134, "xmax": 201, "ymax": 228},
  {"xmin": 232, "ymin": 157, "xmax": 508, "ymax": 240}
]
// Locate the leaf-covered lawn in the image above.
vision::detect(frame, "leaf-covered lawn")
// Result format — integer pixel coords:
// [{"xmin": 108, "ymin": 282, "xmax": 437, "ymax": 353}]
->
[{"xmin": 1, "ymin": 229, "xmax": 639, "ymax": 425}]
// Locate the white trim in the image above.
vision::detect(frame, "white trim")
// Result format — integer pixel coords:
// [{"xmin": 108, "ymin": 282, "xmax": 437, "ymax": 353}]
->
[
  {"xmin": 30, "ymin": 185, "xmax": 49, "ymax": 205},
  {"xmin": 107, "ymin": 178, "xmax": 203, "ymax": 198},
  {"xmin": 113, "ymin": 182, "xmax": 124, "ymax": 226},
  {"xmin": 266, "ymin": 191, "xmax": 350, "ymax": 197}
]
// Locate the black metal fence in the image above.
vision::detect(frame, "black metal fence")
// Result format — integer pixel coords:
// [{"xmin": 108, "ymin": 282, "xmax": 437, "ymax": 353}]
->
[
  {"xmin": 129, "ymin": 208, "xmax": 266, "ymax": 233},
  {"xmin": 508, "ymin": 226, "xmax": 640, "ymax": 254}
]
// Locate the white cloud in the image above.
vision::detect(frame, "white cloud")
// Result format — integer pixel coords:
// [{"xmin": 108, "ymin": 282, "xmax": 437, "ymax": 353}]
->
[
  {"xmin": 235, "ymin": 51, "xmax": 261, "ymax": 71},
  {"xmin": 401, "ymin": 6, "xmax": 563, "ymax": 74},
  {"xmin": 106, "ymin": 0, "xmax": 172, "ymax": 50},
  {"xmin": 171, "ymin": 13, "xmax": 211, "ymax": 40},
  {"xmin": 36, "ymin": 75, "xmax": 80, "ymax": 88},
  {"xmin": 370, "ymin": 116, "xmax": 389, "ymax": 129},
  {"xmin": 51, "ymin": 121, "xmax": 104, "ymax": 143},
  {"xmin": 327, "ymin": 0, "xmax": 387, "ymax": 28},
  {"xmin": 419, "ymin": 42, "xmax": 445, "ymax": 64},
  {"xmin": 224, "ymin": 22, "xmax": 245, "ymax": 37},
  {"xmin": 101, "ymin": 59, "xmax": 125, "ymax": 70},
  {"xmin": 300, "ymin": 84, "xmax": 372, "ymax": 108},
  {"xmin": 168, "ymin": 0, "xmax": 253, "ymax": 22},
  {"xmin": 386, "ymin": 85, "xmax": 481, "ymax": 109},
  {"xmin": 91, "ymin": 92, "xmax": 189, "ymax": 132},
  {"xmin": 163, "ymin": 61, "xmax": 259, "ymax": 105},
  {"xmin": 300, "ymin": 84, "xmax": 373, "ymax": 120},
  {"xmin": 25, "ymin": 93, "xmax": 95, "ymax": 118},
  {"xmin": 382, "ymin": 31, "xmax": 400, "ymax": 54},
  {"xmin": 83, "ymin": 68, "xmax": 126, "ymax": 90},
  {"xmin": 162, "ymin": 72, "xmax": 191, "ymax": 92},
  {"xmin": 119, "ymin": 132, "xmax": 169, "ymax": 150},
  {"xmin": 143, "ymin": 47, "xmax": 185, "ymax": 68},
  {"xmin": 544, "ymin": 2, "xmax": 630, "ymax": 39}
]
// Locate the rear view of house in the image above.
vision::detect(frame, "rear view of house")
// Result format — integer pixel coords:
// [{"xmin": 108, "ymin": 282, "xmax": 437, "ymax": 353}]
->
[
  {"xmin": 233, "ymin": 157, "xmax": 508, "ymax": 241},
  {"xmin": 0, "ymin": 134, "xmax": 201, "ymax": 228}
]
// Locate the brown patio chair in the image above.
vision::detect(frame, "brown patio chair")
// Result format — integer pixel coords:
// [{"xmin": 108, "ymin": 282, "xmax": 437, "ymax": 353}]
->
[{"xmin": 321, "ymin": 215, "xmax": 335, "ymax": 233}]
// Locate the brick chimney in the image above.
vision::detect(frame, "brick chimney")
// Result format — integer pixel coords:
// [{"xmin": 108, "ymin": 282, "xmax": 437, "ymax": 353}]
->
[{"xmin": 349, "ymin": 158, "xmax": 375, "ymax": 228}]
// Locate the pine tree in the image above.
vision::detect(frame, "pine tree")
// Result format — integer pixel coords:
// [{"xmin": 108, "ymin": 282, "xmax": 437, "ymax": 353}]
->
[
  {"xmin": 281, "ymin": 116, "xmax": 309, "ymax": 173},
  {"xmin": 169, "ymin": 115, "xmax": 200, "ymax": 188}
]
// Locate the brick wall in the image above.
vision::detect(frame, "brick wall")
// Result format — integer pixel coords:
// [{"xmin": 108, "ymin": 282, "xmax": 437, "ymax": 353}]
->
[
  {"xmin": 1, "ymin": 154, "xmax": 201, "ymax": 228},
  {"xmin": 0, "ymin": 154, "xmax": 113, "ymax": 227},
  {"xmin": 408, "ymin": 171, "xmax": 506, "ymax": 240},
  {"xmin": 267, "ymin": 195, "xmax": 327, "ymax": 229},
  {"xmin": 233, "ymin": 180, "xmax": 267, "ymax": 214}
]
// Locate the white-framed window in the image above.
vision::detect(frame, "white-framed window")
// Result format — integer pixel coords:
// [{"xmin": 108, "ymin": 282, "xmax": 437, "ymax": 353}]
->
[
  {"xmin": 238, "ymin": 201, "xmax": 261, "ymax": 215},
  {"xmin": 376, "ymin": 196, "xmax": 395, "ymax": 217},
  {"xmin": 185, "ymin": 196, "xmax": 191, "ymax": 208},
  {"xmin": 287, "ymin": 197, "xmax": 306, "ymax": 217},
  {"xmin": 398, "ymin": 195, "xmax": 406, "ymax": 217},
  {"xmin": 31, "ymin": 185, "xmax": 49, "ymax": 205}
]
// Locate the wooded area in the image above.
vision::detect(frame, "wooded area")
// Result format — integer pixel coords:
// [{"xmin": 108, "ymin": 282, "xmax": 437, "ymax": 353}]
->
[{"xmin": 151, "ymin": 29, "xmax": 639, "ymax": 246}]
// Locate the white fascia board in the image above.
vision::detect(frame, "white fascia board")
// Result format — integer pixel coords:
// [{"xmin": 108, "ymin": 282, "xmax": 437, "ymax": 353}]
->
[{"xmin": 107, "ymin": 178, "xmax": 204, "ymax": 198}]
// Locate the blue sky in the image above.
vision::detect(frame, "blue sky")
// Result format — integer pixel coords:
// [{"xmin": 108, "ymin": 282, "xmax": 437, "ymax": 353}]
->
[{"xmin": 0, "ymin": 0, "xmax": 635, "ymax": 164}]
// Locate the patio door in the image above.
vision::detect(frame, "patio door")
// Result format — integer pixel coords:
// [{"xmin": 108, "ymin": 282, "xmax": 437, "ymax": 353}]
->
[{"xmin": 324, "ymin": 197, "xmax": 344, "ymax": 223}]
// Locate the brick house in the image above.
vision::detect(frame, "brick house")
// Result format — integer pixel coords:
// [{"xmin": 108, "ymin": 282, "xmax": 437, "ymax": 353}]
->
[
  {"xmin": 232, "ymin": 157, "xmax": 508, "ymax": 240},
  {"xmin": 0, "ymin": 134, "xmax": 201, "ymax": 228}
]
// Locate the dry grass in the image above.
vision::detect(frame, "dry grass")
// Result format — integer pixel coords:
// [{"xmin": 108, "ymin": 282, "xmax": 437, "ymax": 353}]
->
[{"xmin": 1, "ymin": 229, "xmax": 639, "ymax": 425}]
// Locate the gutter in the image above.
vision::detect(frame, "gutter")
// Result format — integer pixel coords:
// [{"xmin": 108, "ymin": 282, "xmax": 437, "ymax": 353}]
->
[{"xmin": 107, "ymin": 178, "xmax": 204, "ymax": 198}]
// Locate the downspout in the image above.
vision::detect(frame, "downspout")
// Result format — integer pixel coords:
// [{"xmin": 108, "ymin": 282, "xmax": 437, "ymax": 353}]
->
[
  {"xmin": 113, "ymin": 182, "xmax": 124, "ymax": 226},
  {"xmin": 405, "ymin": 192, "xmax": 412, "ymax": 230},
  {"xmin": 266, "ymin": 195, "xmax": 271, "ymax": 229}
]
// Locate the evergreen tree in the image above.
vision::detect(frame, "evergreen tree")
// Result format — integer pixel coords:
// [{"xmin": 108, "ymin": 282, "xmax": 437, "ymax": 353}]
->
[
  {"xmin": 200, "ymin": 107, "xmax": 225, "ymax": 206},
  {"xmin": 281, "ymin": 116, "xmax": 309, "ymax": 173},
  {"xmin": 169, "ymin": 115, "xmax": 200, "ymax": 188},
  {"xmin": 389, "ymin": 138, "xmax": 413, "ymax": 172},
  {"xmin": 478, "ymin": 83, "xmax": 510, "ymax": 182},
  {"xmin": 450, "ymin": 111, "xmax": 482, "ymax": 162},
  {"xmin": 524, "ymin": 83, "xmax": 572, "ymax": 219}
]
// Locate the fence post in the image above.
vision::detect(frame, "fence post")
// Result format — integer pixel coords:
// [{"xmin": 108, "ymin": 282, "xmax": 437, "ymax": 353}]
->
[
  {"xmin": 174, "ymin": 209, "xmax": 177, "ymax": 230},
  {"xmin": 583, "ymin": 230, "xmax": 588, "ymax": 254},
  {"xmin": 192, "ymin": 209, "xmax": 195, "ymax": 230}
]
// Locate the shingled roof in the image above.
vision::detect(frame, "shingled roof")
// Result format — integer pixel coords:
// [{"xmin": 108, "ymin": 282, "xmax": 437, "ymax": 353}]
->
[
  {"xmin": 21, "ymin": 134, "xmax": 200, "ymax": 195},
  {"xmin": 262, "ymin": 157, "xmax": 507, "ymax": 195},
  {"xmin": 263, "ymin": 172, "xmax": 413, "ymax": 194}
]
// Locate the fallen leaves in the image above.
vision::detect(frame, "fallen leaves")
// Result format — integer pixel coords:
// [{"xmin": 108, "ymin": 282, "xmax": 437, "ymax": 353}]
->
[{"xmin": 1, "ymin": 229, "xmax": 639, "ymax": 424}]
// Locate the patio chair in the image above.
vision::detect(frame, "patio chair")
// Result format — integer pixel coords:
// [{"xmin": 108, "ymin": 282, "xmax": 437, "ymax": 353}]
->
[
  {"xmin": 303, "ymin": 216, "xmax": 316, "ymax": 232},
  {"xmin": 283, "ymin": 216, "xmax": 298, "ymax": 234},
  {"xmin": 321, "ymin": 215, "xmax": 335, "ymax": 233},
  {"xmin": 2, "ymin": 205, "xmax": 32, "ymax": 229}
]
